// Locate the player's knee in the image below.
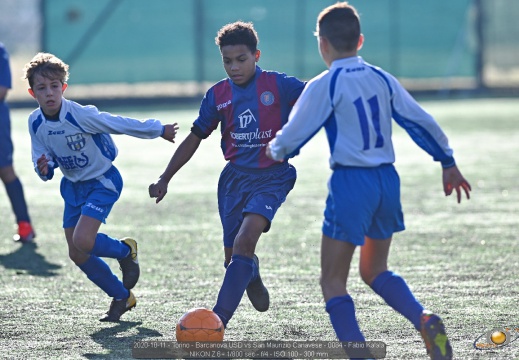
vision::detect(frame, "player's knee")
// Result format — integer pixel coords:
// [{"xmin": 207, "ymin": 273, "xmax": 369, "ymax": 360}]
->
[
  {"xmin": 0, "ymin": 167, "xmax": 16, "ymax": 183},
  {"xmin": 68, "ymin": 248, "xmax": 88, "ymax": 265},
  {"xmin": 232, "ymin": 235, "xmax": 257, "ymax": 257},
  {"xmin": 359, "ymin": 267, "xmax": 382, "ymax": 286},
  {"xmin": 360, "ymin": 273, "xmax": 374, "ymax": 286},
  {"xmin": 319, "ymin": 274, "xmax": 335, "ymax": 290},
  {"xmin": 319, "ymin": 275, "xmax": 326, "ymax": 290},
  {"xmin": 72, "ymin": 233, "xmax": 94, "ymax": 253},
  {"xmin": 232, "ymin": 246, "xmax": 255, "ymax": 258},
  {"xmin": 320, "ymin": 275, "xmax": 346, "ymax": 301}
]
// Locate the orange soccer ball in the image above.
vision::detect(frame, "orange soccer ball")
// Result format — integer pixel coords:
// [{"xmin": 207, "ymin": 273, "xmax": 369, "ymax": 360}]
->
[{"xmin": 176, "ymin": 308, "xmax": 224, "ymax": 342}]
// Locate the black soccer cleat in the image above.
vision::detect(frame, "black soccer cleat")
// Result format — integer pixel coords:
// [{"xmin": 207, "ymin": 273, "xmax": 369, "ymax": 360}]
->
[
  {"xmin": 246, "ymin": 254, "xmax": 270, "ymax": 312},
  {"xmin": 100, "ymin": 290, "xmax": 136, "ymax": 322},
  {"xmin": 118, "ymin": 237, "xmax": 140, "ymax": 289}
]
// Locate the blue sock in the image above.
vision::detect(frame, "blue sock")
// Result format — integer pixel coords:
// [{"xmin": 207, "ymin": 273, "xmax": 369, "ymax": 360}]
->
[
  {"xmin": 223, "ymin": 257, "xmax": 258, "ymax": 283},
  {"xmin": 326, "ymin": 294, "xmax": 365, "ymax": 342},
  {"xmin": 78, "ymin": 255, "xmax": 129, "ymax": 299},
  {"xmin": 5, "ymin": 178, "xmax": 30, "ymax": 222},
  {"xmin": 371, "ymin": 270, "xmax": 424, "ymax": 330},
  {"xmin": 89, "ymin": 233, "xmax": 130, "ymax": 259},
  {"xmin": 213, "ymin": 254, "xmax": 254, "ymax": 327}
]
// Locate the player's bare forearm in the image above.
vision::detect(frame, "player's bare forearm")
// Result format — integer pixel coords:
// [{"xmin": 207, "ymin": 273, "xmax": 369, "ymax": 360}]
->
[
  {"xmin": 161, "ymin": 123, "xmax": 179, "ymax": 143},
  {"xmin": 442, "ymin": 165, "xmax": 471, "ymax": 203},
  {"xmin": 149, "ymin": 132, "xmax": 202, "ymax": 203},
  {"xmin": 160, "ymin": 132, "xmax": 201, "ymax": 181}
]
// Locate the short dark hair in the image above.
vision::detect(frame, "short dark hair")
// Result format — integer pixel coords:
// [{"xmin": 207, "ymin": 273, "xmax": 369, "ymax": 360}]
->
[
  {"xmin": 317, "ymin": 2, "xmax": 361, "ymax": 52},
  {"xmin": 215, "ymin": 21, "xmax": 259, "ymax": 53}
]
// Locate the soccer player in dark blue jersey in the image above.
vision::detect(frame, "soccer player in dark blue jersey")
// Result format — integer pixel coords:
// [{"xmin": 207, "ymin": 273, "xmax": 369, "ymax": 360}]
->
[
  {"xmin": 0, "ymin": 42, "xmax": 35, "ymax": 243},
  {"xmin": 149, "ymin": 21, "xmax": 305, "ymax": 331}
]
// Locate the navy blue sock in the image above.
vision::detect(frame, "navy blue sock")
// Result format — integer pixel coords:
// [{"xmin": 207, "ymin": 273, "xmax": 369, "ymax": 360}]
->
[
  {"xmin": 5, "ymin": 178, "xmax": 30, "ymax": 222},
  {"xmin": 371, "ymin": 270, "xmax": 424, "ymax": 330},
  {"xmin": 78, "ymin": 255, "xmax": 129, "ymax": 299},
  {"xmin": 89, "ymin": 233, "xmax": 130, "ymax": 259},
  {"xmin": 213, "ymin": 254, "xmax": 254, "ymax": 327},
  {"xmin": 223, "ymin": 257, "xmax": 258, "ymax": 284},
  {"xmin": 326, "ymin": 294, "xmax": 365, "ymax": 342}
]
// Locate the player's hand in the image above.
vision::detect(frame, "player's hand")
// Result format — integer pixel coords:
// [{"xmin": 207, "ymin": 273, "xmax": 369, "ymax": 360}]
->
[
  {"xmin": 161, "ymin": 123, "xmax": 179, "ymax": 143},
  {"xmin": 265, "ymin": 145, "xmax": 273, "ymax": 159},
  {"xmin": 442, "ymin": 165, "xmax": 471, "ymax": 203},
  {"xmin": 265, "ymin": 142, "xmax": 284, "ymax": 162},
  {"xmin": 149, "ymin": 178, "xmax": 169, "ymax": 204},
  {"xmin": 36, "ymin": 154, "xmax": 49, "ymax": 176}
]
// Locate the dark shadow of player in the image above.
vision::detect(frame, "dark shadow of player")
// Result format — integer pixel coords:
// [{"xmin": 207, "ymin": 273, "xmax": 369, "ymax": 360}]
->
[
  {"xmin": 84, "ymin": 321, "xmax": 163, "ymax": 359},
  {"xmin": 0, "ymin": 242, "xmax": 61, "ymax": 277}
]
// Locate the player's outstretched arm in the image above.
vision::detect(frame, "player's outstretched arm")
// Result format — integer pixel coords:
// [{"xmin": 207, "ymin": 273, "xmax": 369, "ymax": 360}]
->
[
  {"xmin": 149, "ymin": 132, "xmax": 202, "ymax": 204},
  {"xmin": 442, "ymin": 165, "xmax": 471, "ymax": 203},
  {"xmin": 161, "ymin": 123, "xmax": 179, "ymax": 143}
]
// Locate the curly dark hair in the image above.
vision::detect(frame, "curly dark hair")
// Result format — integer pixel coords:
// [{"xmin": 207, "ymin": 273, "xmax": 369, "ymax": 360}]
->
[{"xmin": 215, "ymin": 21, "xmax": 259, "ymax": 53}]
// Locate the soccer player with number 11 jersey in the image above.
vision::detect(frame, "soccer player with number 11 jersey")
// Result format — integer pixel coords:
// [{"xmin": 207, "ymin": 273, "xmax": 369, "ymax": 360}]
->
[{"xmin": 267, "ymin": 2, "xmax": 470, "ymax": 359}]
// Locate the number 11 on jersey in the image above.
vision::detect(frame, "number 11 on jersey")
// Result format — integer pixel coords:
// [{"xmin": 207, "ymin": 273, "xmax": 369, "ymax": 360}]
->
[{"xmin": 353, "ymin": 95, "xmax": 384, "ymax": 150}]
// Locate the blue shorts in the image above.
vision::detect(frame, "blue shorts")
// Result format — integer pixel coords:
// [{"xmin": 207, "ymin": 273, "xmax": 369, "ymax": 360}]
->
[
  {"xmin": 218, "ymin": 162, "xmax": 296, "ymax": 248},
  {"xmin": 322, "ymin": 164, "xmax": 405, "ymax": 245},
  {"xmin": 0, "ymin": 102, "xmax": 14, "ymax": 168},
  {"xmin": 60, "ymin": 166, "xmax": 123, "ymax": 228}
]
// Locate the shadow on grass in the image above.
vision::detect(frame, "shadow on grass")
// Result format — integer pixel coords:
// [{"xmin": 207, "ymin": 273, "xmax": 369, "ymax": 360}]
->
[
  {"xmin": 84, "ymin": 321, "xmax": 163, "ymax": 359},
  {"xmin": 0, "ymin": 242, "xmax": 61, "ymax": 276}
]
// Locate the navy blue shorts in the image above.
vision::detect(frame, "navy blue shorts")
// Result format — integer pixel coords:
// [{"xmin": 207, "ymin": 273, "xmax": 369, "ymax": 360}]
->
[
  {"xmin": 218, "ymin": 162, "xmax": 296, "ymax": 248},
  {"xmin": 323, "ymin": 164, "xmax": 405, "ymax": 245},
  {"xmin": 0, "ymin": 102, "xmax": 14, "ymax": 168},
  {"xmin": 60, "ymin": 166, "xmax": 123, "ymax": 228}
]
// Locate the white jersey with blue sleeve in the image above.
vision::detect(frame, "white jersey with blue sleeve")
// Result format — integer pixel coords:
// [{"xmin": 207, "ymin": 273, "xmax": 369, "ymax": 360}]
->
[
  {"xmin": 268, "ymin": 56, "xmax": 455, "ymax": 169},
  {"xmin": 29, "ymin": 98, "xmax": 164, "ymax": 182}
]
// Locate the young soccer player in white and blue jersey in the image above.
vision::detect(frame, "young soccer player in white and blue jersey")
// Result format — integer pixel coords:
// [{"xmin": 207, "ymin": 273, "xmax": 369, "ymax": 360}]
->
[
  {"xmin": 267, "ymin": 3, "xmax": 471, "ymax": 359},
  {"xmin": 149, "ymin": 21, "xmax": 305, "ymax": 332},
  {"xmin": 23, "ymin": 52, "xmax": 178, "ymax": 322}
]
